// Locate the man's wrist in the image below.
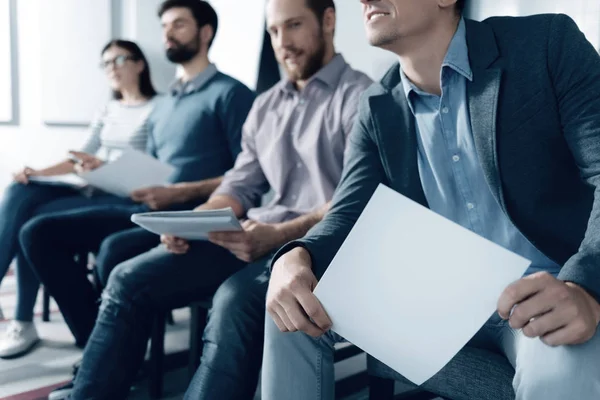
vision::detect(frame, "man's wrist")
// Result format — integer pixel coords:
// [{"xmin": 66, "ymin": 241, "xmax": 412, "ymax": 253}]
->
[
  {"xmin": 274, "ymin": 246, "xmax": 311, "ymax": 272},
  {"xmin": 273, "ymin": 223, "xmax": 292, "ymax": 245},
  {"xmin": 171, "ymin": 183, "xmax": 192, "ymax": 204},
  {"xmin": 566, "ymin": 282, "xmax": 600, "ymax": 325}
]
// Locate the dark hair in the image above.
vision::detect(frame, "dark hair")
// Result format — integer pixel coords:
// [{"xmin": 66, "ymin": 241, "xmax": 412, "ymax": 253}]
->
[
  {"xmin": 305, "ymin": 0, "xmax": 336, "ymax": 21},
  {"xmin": 101, "ymin": 40, "xmax": 157, "ymax": 100},
  {"xmin": 456, "ymin": 0, "xmax": 466, "ymax": 14},
  {"xmin": 158, "ymin": 0, "xmax": 219, "ymax": 48}
]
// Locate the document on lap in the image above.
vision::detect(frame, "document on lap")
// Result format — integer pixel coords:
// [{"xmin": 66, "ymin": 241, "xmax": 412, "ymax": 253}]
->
[
  {"xmin": 28, "ymin": 174, "xmax": 88, "ymax": 189},
  {"xmin": 313, "ymin": 184, "xmax": 531, "ymax": 386},
  {"xmin": 79, "ymin": 149, "xmax": 175, "ymax": 197},
  {"xmin": 131, "ymin": 208, "xmax": 242, "ymax": 240},
  {"xmin": 29, "ymin": 150, "xmax": 175, "ymax": 197}
]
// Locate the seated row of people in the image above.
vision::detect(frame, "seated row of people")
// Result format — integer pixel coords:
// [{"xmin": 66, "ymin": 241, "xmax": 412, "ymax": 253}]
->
[{"xmin": 2, "ymin": 0, "xmax": 600, "ymax": 399}]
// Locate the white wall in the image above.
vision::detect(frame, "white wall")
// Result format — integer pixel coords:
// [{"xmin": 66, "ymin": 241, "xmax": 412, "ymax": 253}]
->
[
  {"xmin": 468, "ymin": 0, "xmax": 600, "ymax": 50},
  {"xmin": 0, "ymin": 2, "xmax": 13, "ymax": 123},
  {"xmin": 333, "ymin": 0, "xmax": 600, "ymax": 81},
  {"xmin": 40, "ymin": 1, "xmax": 112, "ymax": 125},
  {"xmin": 209, "ymin": 0, "xmax": 266, "ymax": 90},
  {"xmin": 120, "ymin": 0, "xmax": 177, "ymax": 93},
  {"xmin": 0, "ymin": 0, "xmax": 273, "ymax": 190},
  {"xmin": 0, "ymin": 0, "xmax": 176, "ymax": 190},
  {"xmin": 0, "ymin": 0, "xmax": 87, "ymax": 190},
  {"xmin": 334, "ymin": 1, "xmax": 397, "ymax": 81}
]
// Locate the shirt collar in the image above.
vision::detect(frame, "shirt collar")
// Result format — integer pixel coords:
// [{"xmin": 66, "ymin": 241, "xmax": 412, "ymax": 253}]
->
[
  {"xmin": 400, "ymin": 18, "xmax": 473, "ymax": 102},
  {"xmin": 278, "ymin": 54, "xmax": 347, "ymax": 95},
  {"xmin": 170, "ymin": 63, "xmax": 219, "ymax": 96},
  {"xmin": 442, "ymin": 18, "xmax": 472, "ymax": 82}
]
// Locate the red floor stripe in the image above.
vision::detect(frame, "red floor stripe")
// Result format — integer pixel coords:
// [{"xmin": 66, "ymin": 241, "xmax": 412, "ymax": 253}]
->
[{"xmin": 0, "ymin": 380, "xmax": 70, "ymax": 400}]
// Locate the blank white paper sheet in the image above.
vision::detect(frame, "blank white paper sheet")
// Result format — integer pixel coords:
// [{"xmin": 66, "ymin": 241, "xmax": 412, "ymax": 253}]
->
[
  {"xmin": 81, "ymin": 150, "xmax": 175, "ymax": 197},
  {"xmin": 314, "ymin": 184, "xmax": 530, "ymax": 385}
]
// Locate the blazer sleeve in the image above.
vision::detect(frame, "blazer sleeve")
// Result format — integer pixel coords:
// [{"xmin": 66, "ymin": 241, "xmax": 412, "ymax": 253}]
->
[
  {"xmin": 272, "ymin": 98, "xmax": 388, "ymax": 280},
  {"xmin": 549, "ymin": 14, "xmax": 600, "ymax": 302}
]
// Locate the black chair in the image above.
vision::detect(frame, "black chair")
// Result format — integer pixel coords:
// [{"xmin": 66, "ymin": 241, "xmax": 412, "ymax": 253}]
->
[
  {"xmin": 147, "ymin": 300, "xmax": 209, "ymax": 399},
  {"xmin": 42, "ymin": 285, "xmax": 51, "ymax": 322},
  {"xmin": 368, "ymin": 375, "xmax": 439, "ymax": 400},
  {"xmin": 42, "ymin": 252, "xmax": 90, "ymax": 322},
  {"xmin": 366, "ymin": 349, "xmax": 514, "ymax": 400}
]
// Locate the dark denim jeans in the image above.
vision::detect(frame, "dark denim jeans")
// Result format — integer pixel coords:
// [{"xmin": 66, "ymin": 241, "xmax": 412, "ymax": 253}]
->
[
  {"xmin": 19, "ymin": 204, "xmax": 151, "ymax": 344},
  {"xmin": 185, "ymin": 256, "xmax": 273, "ymax": 400},
  {"xmin": 0, "ymin": 182, "xmax": 131, "ymax": 321},
  {"xmin": 69, "ymin": 241, "xmax": 246, "ymax": 399}
]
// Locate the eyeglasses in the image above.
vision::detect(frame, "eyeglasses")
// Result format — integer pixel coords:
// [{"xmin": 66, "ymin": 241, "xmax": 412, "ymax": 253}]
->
[{"xmin": 100, "ymin": 55, "xmax": 137, "ymax": 70}]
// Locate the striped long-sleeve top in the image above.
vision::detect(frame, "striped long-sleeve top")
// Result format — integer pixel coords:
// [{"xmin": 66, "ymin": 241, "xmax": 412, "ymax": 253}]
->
[{"xmin": 80, "ymin": 98, "xmax": 157, "ymax": 161}]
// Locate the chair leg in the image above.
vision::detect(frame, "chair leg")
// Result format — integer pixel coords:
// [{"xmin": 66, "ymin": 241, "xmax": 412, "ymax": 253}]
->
[
  {"xmin": 149, "ymin": 312, "xmax": 167, "ymax": 399},
  {"xmin": 369, "ymin": 376, "xmax": 395, "ymax": 400},
  {"xmin": 42, "ymin": 286, "xmax": 51, "ymax": 322},
  {"xmin": 188, "ymin": 304, "xmax": 208, "ymax": 380}
]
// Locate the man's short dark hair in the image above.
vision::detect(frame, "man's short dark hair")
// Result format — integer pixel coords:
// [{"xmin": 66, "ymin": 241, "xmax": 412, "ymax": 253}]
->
[
  {"xmin": 456, "ymin": 0, "xmax": 466, "ymax": 14},
  {"xmin": 305, "ymin": 0, "xmax": 336, "ymax": 22},
  {"xmin": 158, "ymin": 0, "xmax": 218, "ymax": 48}
]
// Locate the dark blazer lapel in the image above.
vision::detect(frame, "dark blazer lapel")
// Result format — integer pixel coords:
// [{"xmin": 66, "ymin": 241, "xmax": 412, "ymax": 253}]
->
[
  {"xmin": 465, "ymin": 19, "xmax": 506, "ymax": 211},
  {"xmin": 369, "ymin": 66, "xmax": 428, "ymax": 207}
]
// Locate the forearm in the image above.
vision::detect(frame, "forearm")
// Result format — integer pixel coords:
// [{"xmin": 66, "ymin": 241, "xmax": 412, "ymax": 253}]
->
[
  {"xmin": 274, "ymin": 202, "xmax": 331, "ymax": 244},
  {"xmin": 172, "ymin": 177, "xmax": 224, "ymax": 204},
  {"xmin": 194, "ymin": 194, "xmax": 245, "ymax": 216},
  {"xmin": 36, "ymin": 160, "xmax": 76, "ymax": 176}
]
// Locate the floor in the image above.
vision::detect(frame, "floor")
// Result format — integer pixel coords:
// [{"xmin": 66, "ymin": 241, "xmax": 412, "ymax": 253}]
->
[
  {"xmin": 0, "ymin": 266, "xmax": 189, "ymax": 400},
  {"xmin": 0, "ymin": 266, "xmax": 440, "ymax": 400}
]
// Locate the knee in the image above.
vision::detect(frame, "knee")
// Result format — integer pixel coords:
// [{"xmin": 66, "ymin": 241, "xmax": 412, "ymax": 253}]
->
[
  {"xmin": 19, "ymin": 215, "xmax": 52, "ymax": 252},
  {"xmin": 2, "ymin": 182, "xmax": 27, "ymax": 203},
  {"xmin": 211, "ymin": 275, "xmax": 248, "ymax": 315},
  {"xmin": 206, "ymin": 277, "xmax": 248, "ymax": 333},
  {"xmin": 1, "ymin": 183, "xmax": 34, "ymax": 214},
  {"xmin": 104, "ymin": 260, "xmax": 140, "ymax": 304},
  {"xmin": 204, "ymin": 272, "xmax": 265, "ymax": 338},
  {"xmin": 514, "ymin": 341, "xmax": 600, "ymax": 400}
]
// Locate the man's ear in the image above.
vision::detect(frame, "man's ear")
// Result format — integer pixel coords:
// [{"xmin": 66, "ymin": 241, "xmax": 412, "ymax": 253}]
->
[
  {"xmin": 322, "ymin": 7, "xmax": 336, "ymax": 36},
  {"xmin": 200, "ymin": 24, "xmax": 215, "ymax": 48}
]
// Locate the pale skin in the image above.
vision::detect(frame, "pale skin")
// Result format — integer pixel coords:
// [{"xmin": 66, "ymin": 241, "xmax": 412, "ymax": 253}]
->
[
  {"xmin": 266, "ymin": 0, "xmax": 600, "ymax": 345},
  {"xmin": 162, "ymin": 0, "xmax": 337, "ymax": 262}
]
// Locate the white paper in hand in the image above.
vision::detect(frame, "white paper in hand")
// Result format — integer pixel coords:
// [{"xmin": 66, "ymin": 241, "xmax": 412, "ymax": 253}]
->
[
  {"xmin": 314, "ymin": 184, "xmax": 531, "ymax": 385},
  {"xmin": 131, "ymin": 208, "xmax": 242, "ymax": 240},
  {"xmin": 81, "ymin": 149, "xmax": 175, "ymax": 197}
]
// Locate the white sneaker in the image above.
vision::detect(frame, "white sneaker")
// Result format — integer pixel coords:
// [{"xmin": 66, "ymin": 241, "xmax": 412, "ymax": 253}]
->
[
  {"xmin": 0, "ymin": 321, "xmax": 40, "ymax": 358},
  {"xmin": 47, "ymin": 381, "xmax": 74, "ymax": 400}
]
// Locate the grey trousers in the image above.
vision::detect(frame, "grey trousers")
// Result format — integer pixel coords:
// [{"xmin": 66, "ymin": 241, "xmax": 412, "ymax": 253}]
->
[{"xmin": 261, "ymin": 313, "xmax": 600, "ymax": 399}]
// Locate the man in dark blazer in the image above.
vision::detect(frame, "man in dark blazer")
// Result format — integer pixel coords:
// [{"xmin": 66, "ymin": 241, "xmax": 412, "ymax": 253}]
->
[{"xmin": 262, "ymin": 0, "xmax": 600, "ymax": 399}]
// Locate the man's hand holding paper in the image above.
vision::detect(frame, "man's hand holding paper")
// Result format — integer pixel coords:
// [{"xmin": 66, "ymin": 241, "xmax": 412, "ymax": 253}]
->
[
  {"xmin": 208, "ymin": 220, "xmax": 285, "ymax": 263},
  {"xmin": 267, "ymin": 247, "xmax": 332, "ymax": 338},
  {"xmin": 498, "ymin": 271, "xmax": 600, "ymax": 346}
]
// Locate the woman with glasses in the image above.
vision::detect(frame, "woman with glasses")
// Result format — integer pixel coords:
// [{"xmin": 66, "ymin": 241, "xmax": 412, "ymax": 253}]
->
[{"xmin": 0, "ymin": 40, "xmax": 158, "ymax": 358}]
